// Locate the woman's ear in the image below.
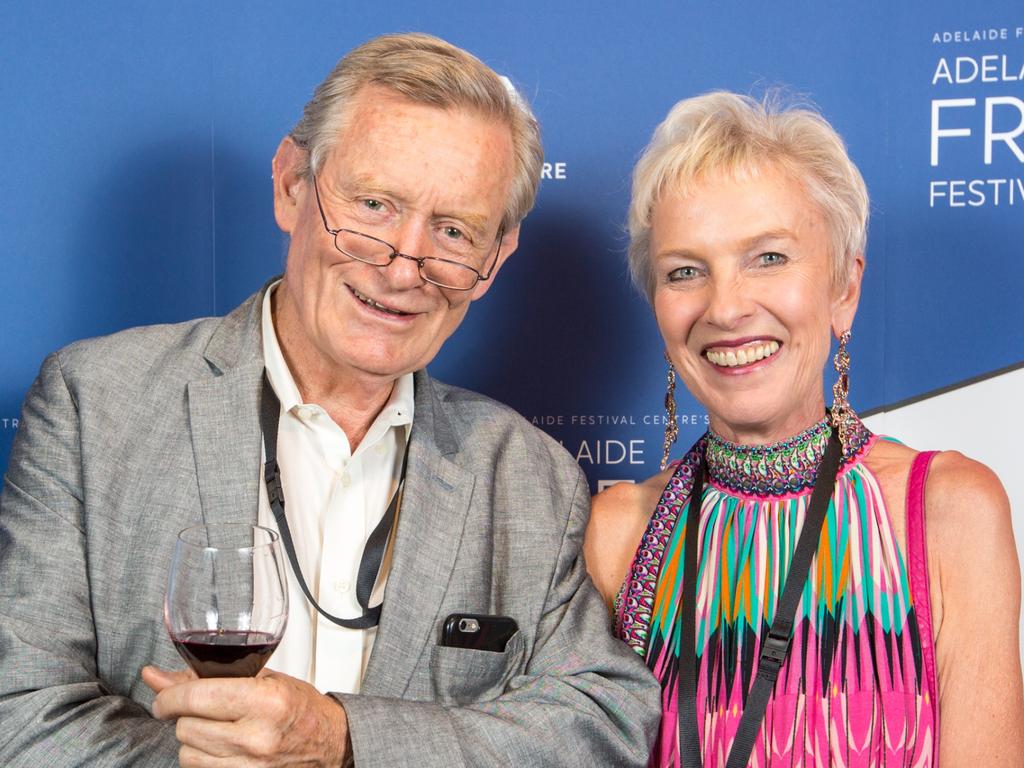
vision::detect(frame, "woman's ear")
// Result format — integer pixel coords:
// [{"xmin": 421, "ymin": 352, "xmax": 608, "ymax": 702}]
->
[{"xmin": 831, "ymin": 253, "xmax": 865, "ymax": 337}]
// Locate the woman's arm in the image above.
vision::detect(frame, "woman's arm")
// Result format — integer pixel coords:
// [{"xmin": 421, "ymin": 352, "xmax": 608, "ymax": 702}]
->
[{"xmin": 927, "ymin": 451, "xmax": 1024, "ymax": 763}]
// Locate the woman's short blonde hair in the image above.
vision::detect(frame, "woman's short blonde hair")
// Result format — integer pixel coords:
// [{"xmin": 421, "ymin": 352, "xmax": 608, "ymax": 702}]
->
[
  {"xmin": 628, "ymin": 91, "xmax": 868, "ymax": 300},
  {"xmin": 290, "ymin": 32, "xmax": 543, "ymax": 230}
]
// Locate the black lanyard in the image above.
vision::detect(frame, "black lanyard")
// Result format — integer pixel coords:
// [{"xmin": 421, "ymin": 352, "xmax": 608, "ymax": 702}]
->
[
  {"xmin": 259, "ymin": 373, "xmax": 408, "ymax": 630},
  {"xmin": 676, "ymin": 429, "xmax": 843, "ymax": 768}
]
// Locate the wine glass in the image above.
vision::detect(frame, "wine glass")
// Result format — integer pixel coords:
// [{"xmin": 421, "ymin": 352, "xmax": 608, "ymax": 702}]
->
[{"xmin": 165, "ymin": 523, "xmax": 288, "ymax": 678}]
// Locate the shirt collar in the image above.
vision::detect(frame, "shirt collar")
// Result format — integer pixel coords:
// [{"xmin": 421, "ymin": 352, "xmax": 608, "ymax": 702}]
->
[
  {"xmin": 262, "ymin": 281, "xmax": 304, "ymax": 413},
  {"xmin": 261, "ymin": 281, "xmax": 415, "ymax": 435},
  {"xmin": 363, "ymin": 373, "xmax": 414, "ymax": 449}
]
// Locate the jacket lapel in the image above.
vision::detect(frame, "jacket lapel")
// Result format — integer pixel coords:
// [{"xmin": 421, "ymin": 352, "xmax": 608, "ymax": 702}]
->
[
  {"xmin": 187, "ymin": 285, "xmax": 268, "ymax": 527},
  {"xmin": 188, "ymin": 363, "xmax": 264, "ymax": 526},
  {"xmin": 360, "ymin": 371, "xmax": 475, "ymax": 699}
]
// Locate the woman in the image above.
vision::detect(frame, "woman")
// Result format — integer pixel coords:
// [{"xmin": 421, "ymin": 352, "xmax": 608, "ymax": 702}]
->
[{"xmin": 586, "ymin": 92, "xmax": 1024, "ymax": 766}]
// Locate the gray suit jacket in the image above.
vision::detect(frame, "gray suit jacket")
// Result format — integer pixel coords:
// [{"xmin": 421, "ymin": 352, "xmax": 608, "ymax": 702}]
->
[{"xmin": 0, "ymin": 285, "xmax": 659, "ymax": 766}]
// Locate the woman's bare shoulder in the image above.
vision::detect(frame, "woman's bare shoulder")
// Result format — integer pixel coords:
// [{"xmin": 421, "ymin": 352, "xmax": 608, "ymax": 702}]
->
[
  {"xmin": 591, "ymin": 468, "xmax": 674, "ymax": 518},
  {"xmin": 864, "ymin": 438, "xmax": 1011, "ymax": 544},
  {"xmin": 924, "ymin": 450, "xmax": 1012, "ymax": 542},
  {"xmin": 585, "ymin": 467, "xmax": 675, "ymax": 608}
]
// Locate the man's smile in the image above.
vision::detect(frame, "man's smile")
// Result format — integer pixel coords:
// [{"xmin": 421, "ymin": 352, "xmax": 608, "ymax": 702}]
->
[{"xmin": 348, "ymin": 285, "xmax": 414, "ymax": 317}]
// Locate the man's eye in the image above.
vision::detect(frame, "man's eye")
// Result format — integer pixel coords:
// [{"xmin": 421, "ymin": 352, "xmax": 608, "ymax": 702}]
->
[
  {"xmin": 442, "ymin": 226, "xmax": 464, "ymax": 241},
  {"xmin": 759, "ymin": 251, "xmax": 787, "ymax": 266},
  {"xmin": 668, "ymin": 266, "xmax": 701, "ymax": 281},
  {"xmin": 361, "ymin": 199, "xmax": 384, "ymax": 212}
]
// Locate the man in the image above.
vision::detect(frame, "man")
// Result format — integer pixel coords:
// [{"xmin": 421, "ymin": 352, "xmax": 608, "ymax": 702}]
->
[{"xmin": 0, "ymin": 33, "xmax": 658, "ymax": 767}]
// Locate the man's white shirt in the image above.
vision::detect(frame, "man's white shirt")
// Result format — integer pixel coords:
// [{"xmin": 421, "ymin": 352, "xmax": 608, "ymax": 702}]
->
[{"xmin": 258, "ymin": 282, "xmax": 413, "ymax": 694}]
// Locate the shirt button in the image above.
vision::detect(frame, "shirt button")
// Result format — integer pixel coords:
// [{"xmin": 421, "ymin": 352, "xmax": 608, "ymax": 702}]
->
[
  {"xmin": 341, "ymin": 471, "xmax": 351, "ymax": 487},
  {"xmin": 333, "ymin": 579, "xmax": 351, "ymax": 593},
  {"xmin": 374, "ymin": 443, "xmax": 388, "ymax": 456}
]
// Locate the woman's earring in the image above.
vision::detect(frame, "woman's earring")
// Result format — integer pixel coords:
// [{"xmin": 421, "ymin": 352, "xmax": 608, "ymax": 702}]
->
[
  {"xmin": 661, "ymin": 352, "xmax": 679, "ymax": 471},
  {"xmin": 831, "ymin": 330, "xmax": 855, "ymax": 452}
]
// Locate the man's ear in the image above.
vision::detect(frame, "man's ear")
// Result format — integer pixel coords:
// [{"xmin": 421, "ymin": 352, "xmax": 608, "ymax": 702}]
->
[
  {"xmin": 471, "ymin": 224, "xmax": 519, "ymax": 300},
  {"xmin": 272, "ymin": 137, "xmax": 308, "ymax": 234},
  {"xmin": 831, "ymin": 253, "xmax": 865, "ymax": 337}
]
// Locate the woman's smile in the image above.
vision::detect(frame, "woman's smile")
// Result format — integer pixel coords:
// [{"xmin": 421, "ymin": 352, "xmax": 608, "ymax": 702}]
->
[{"xmin": 703, "ymin": 338, "xmax": 781, "ymax": 369}]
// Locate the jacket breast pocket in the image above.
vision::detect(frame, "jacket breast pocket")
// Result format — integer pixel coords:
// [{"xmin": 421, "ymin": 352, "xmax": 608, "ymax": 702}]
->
[{"xmin": 428, "ymin": 631, "xmax": 525, "ymax": 706}]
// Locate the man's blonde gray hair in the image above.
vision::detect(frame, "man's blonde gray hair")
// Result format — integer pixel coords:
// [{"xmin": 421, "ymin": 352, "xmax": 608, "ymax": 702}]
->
[
  {"xmin": 628, "ymin": 91, "xmax": 869, "ymax": 300},
  {"xmin": 290, "ymin": 33, "xmax": 543, "ymax": 230}
]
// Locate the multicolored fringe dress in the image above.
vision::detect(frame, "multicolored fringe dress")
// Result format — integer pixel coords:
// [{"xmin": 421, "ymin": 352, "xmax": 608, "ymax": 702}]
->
[{"xmin": 615, "ymin": 417, "xmax": 939, "ymax": 767}]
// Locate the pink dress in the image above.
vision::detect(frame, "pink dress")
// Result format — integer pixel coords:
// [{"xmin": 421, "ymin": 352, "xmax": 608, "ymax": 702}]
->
[{"xmin": 615, "ymin": 418, "xmax": 940, "ymax": 766}]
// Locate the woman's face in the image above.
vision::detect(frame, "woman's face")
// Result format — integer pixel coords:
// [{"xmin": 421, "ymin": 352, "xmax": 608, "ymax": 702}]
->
[{"xmin": 650, "ymin": 164, "xmax": 862, "ymax": 444}]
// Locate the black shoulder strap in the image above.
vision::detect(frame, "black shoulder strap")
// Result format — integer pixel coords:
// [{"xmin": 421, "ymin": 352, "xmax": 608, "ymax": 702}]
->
[
  {"xmin": 677, "ymin": 430, "xmax": 843, "ymax": 768},
  {"xmin": 676, "ymin": 459, "xmax": 705, "ymax": 764},
  {"xmin": 260, "ymin": 372, "xmax": 407, "ymax": 630}
]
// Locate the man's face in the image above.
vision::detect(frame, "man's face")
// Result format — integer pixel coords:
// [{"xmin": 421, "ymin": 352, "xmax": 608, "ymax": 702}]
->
[{"xmin": 272, "ymin": 86, "xmax": 519, "ymax": 389}]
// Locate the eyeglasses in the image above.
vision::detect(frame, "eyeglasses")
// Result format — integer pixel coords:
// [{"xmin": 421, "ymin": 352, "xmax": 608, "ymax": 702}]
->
[{"xmin": 312, "ymin": 176, "xmax": 504, "ymax": 291}]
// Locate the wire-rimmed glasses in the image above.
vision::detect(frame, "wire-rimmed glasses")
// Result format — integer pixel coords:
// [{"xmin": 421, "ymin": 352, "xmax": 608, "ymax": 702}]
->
[{"xmin": 312, "ymin": 176, "xmax": 504, "ymax": 291}]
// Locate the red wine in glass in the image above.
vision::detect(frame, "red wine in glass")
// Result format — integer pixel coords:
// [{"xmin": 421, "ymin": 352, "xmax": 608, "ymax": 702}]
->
[
  {"xmin": 165, "ymin": 524, "xmax": 288, "ymax": 678},
  {"xmin": 171, "ymin": 629, "xmax": 280, "ymax": 678}
]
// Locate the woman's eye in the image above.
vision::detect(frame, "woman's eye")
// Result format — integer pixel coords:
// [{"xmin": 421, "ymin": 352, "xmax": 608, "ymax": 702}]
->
[
  {"xmin": 758, "ymin": 251, "xmax": 788, "ymax": 266},
  {"xmin": 668, "ymin": 265, "xmax": 701, "ymax": 281}
]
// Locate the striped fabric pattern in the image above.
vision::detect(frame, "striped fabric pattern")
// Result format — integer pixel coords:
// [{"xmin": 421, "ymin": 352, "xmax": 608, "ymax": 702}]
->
[{"xmin": 615, "ymin": 422, "xmax": 937, "ymax": 767}]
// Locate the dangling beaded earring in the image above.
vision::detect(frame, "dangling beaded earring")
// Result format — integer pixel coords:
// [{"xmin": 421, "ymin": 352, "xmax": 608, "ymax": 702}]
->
[
  {"xmin": 831, "ymin": 330, "xmax": 856, "ymax": 453},
  {"xmin": 661, "ymin": 352, "xmax": 679, "ymax": 471}
]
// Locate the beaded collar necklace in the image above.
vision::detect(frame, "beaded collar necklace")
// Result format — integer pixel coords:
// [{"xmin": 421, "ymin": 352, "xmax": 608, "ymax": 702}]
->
[{"xmin": 704, "ymin": 413, "xmax": 871, "ymax": 496}]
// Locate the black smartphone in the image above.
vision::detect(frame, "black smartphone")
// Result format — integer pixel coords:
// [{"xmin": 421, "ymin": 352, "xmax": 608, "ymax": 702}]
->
[{"xmin": 440, "ymin": 613, "xmax": 519, "ymax": 652}]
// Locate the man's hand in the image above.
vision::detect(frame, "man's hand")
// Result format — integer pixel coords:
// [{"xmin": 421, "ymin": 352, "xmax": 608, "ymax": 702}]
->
[{"xmin": 142, "ymin": 666, "xmax": 350, "ymax": 767}]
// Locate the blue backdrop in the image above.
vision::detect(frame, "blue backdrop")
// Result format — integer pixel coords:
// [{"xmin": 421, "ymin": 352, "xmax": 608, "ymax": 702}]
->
[{"xmin": 2, "ymin": 1, "xmax": 1022, "ymax": 492}]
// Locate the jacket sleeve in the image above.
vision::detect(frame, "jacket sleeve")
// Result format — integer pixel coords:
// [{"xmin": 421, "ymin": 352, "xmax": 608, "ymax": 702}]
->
[
  {"xmin": 335, "ymin": 467, "xmax": 661, "ymax": 767},
  {"xmin": 0, "ymin": 353, "xmax": 178, "ymax": 767}
]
